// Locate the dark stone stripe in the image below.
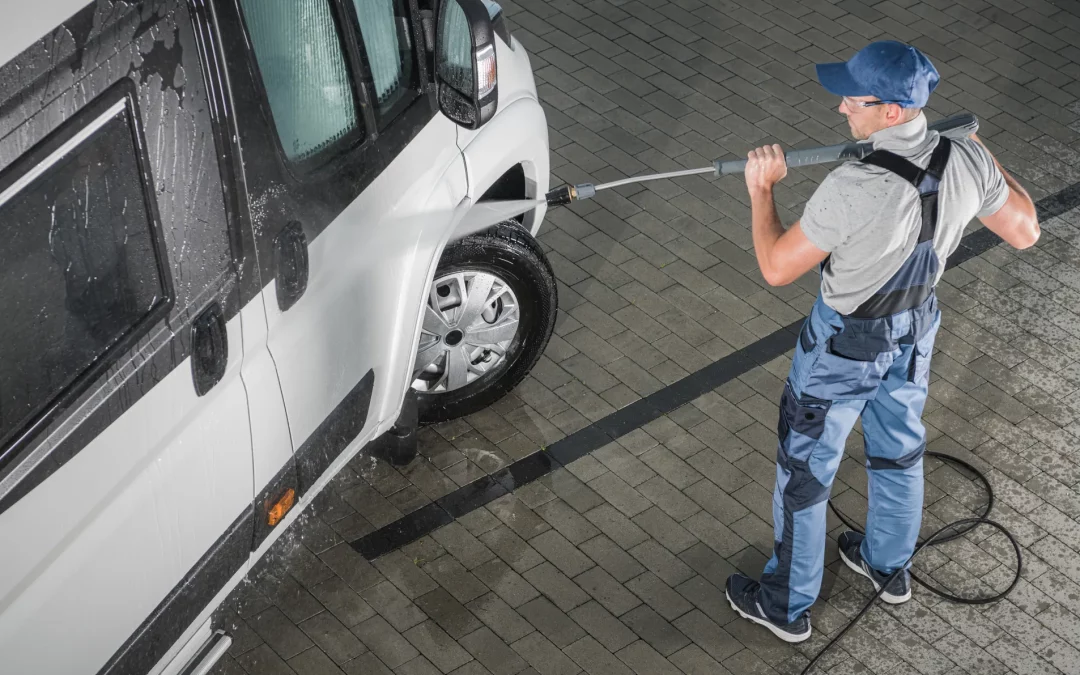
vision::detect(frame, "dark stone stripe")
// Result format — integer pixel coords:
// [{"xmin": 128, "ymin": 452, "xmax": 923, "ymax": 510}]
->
[
  {"xmin": 349, "ymin": 182, "xmax": 1080, "ymax": 561},
  {"xmin": 1036, "ymin": 181, "xmax": 1080, "ymax": 221}
]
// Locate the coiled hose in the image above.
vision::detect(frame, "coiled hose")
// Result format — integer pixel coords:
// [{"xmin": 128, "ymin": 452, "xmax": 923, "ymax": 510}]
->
[{"xmin": 802, "ymin": 451, "xmax": 1023, "ymax": 674}]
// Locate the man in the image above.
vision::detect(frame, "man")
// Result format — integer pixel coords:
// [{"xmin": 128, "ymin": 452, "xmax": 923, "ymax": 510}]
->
[{"xmin": 723, "ymin": 40, "xmax": 1040, "ymax": 643}]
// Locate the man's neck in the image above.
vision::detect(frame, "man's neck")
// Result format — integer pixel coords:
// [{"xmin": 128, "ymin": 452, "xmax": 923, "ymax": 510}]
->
[{"xmin": 868, "ymin": 112, "xmax": 929, "ymax": 152}]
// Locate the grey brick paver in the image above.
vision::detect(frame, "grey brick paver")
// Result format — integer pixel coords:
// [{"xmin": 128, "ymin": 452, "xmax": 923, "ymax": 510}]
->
[
  {"xmin": 631, "ymin": 508, "xmax": 698, "ymax": 554},
  {"xmin": 250, "ymin": 607, "xmax": 316, "ymax": 661},
  {"xmin": 523, "ymin": 562, "xmax": 592, "ymax": 612},
  {"xmin": 573, "ymin": 566, "xmax": 642, "ymax": 617},
  {"xmin": 460, "ymin": 628, "xmax": 529, "ymax": 675},
  {"xmin": 221, "ymin": 1, "xmax": 1080, "ymax": 672},
  {"xmin": 432, "ymin": 524, "xmax": 497, "ymax": 570},
  {"xmin": 673, "ymin": 576, "xmax": 734, "ymax": 628},
  {"xmin": 535, "ymin": 500, "xmax": 604, "ymax": 544},
  {"xmin": 488, "ymin": 494, "xmax": 555, "ymax": 540},
  {"xmin": 530, "ymin": 530, "xmax": 597, "ymax": 577},
  {"xmin": 419, "ymin": 559, "xmax": 489, "ymax": 607},
  {"xmin": 352, "ymin": 616, "xmax": 420, "ymax": 669},
  {"xmin": 478, "ymin": 527, "xmax": 546, "ymax": 575},
  {"xmin": 342, "ymin": 653, "xmax": 394, "ymax": 675},
  {"xmin": 615, "ymin": 641, "xmax": 685, "ymax": 675},
  {"xmin": 311, "ymin": 577, "xmax": 377, "ymax": 628},
  {"xmin": 625, "ymin": 573, "xmax": 694, "ymax": 622},
  {"xmin": 512, "ymin": 633, "xmax": 582, "ymax": 675},
  {"xmin": 466, "ymin": 593, "xmax": 535, "ymax": 644},
  {"xmin": 619, "ymin": 605, "xmax": 691, "ymax": 656},
  {"xmin": 519, "ymin": 596, "xmax": 588, "ymax": 648},
  {"xmin": 588, "ymin": 473, "xmax": 654, "ymax": 517},
  {"xmin": 580, "ymin": 536, "xmax": 646, "ymax": 584},
  {"xmin": 569, "ymin": 602, "xmax": 639, "ymax": 651},
  {"xmin": 299, "ymin": 612, "xmax": 368, "ymax": 665},
  {"xmin": 565, "ymin": 637, "xmax": 635, "ymax": 675},
  {"xmin": 473, "ymin": 559, "xmax": 542, "ymax": 609},
  {"xmin": 414, "ymin": 588, "xmax": 483, "ymax": 640},
  {"xmin": 628, "ymin": 540, "xmax": 694, "ymax": 588},
  {"xmin": 667, "ymin": 645, "xmax": 733, "ymax": 675}
]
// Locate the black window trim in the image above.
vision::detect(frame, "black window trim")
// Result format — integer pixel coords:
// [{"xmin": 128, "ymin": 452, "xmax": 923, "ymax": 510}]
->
[
  {"xmin": 338, "ymin": 0, "xmax": 424, "ymax": 131},
  {"xmin": 208, "ymin": 0, "xmax": 442, "ymax": 255},
  {"xmin": 231, "ymin": 0, "xmax": 378, "ymax": 180},
  {"xmin": 0, "ymin": 79, "xmax": 175, "ymax": 479}
]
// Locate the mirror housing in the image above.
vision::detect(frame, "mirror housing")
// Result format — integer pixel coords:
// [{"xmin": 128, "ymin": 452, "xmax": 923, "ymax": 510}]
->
[{"xmin": 434, "ymin": 0, "xmax": 498, "ymax": 129}]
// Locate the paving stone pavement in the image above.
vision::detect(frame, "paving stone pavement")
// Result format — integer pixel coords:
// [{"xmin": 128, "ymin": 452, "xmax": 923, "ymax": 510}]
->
[{"xmin": 209, "ymin": 0, "xmax": 1080, "ymax": 673}]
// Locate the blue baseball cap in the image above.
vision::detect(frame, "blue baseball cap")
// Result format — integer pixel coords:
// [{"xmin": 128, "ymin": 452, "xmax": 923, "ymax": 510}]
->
[{"xmin": 815, "ymin": 41, "xmax": 939, "ymax": 108}]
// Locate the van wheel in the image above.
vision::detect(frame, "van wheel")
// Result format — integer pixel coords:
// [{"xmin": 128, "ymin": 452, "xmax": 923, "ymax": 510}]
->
[{"xmin": 412, "ymin": 223, "xmax": 557, "ymax": 424}]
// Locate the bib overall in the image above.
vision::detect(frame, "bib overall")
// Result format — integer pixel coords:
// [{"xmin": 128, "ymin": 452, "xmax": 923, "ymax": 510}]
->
[{"xmin": 758, "ymin": 137, "xmax": 953, "ymax": 624}]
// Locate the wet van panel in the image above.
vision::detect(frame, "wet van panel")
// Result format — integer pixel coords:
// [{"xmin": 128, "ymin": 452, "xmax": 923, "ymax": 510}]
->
[
  {"xmin": 0, "ymin": 2, "xmax": 259, "ymax": 673},
  {"xmin": 213, "ymin": 0, "xmax": 467, "ymax": 493}
]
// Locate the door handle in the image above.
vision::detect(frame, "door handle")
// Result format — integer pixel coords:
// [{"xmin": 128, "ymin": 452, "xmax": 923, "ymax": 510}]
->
[
  {"xmin": 274, "ymin": 221, "xmax": 308, "ymax": 312},
  {"xmin": 191, "ymin": 302, "xmax": 228, "ymax": 396}
]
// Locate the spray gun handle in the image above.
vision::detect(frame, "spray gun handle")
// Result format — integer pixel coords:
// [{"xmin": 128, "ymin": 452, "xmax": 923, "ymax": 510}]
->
[
  {"xmin": 714, "ymin": 143, "xmax": 857, "ymax": 175},
  {"xmin": 713, "ymin": 113, "xmax": 980, "ymax": 176},
  {"xmin": 930, "ymin": 112, "xmax": 979, "ymax": 137}
]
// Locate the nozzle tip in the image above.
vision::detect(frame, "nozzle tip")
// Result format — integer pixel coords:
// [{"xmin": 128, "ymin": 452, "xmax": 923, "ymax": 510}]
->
[{"xmin": 545, "ymin": 185, "xmax": 576, "ymax": 206}]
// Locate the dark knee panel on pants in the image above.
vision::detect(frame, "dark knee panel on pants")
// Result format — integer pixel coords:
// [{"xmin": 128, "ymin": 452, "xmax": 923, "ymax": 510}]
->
[{"xmin": 866, "ymin": 444, "xmax": 925, "ymax": 470}]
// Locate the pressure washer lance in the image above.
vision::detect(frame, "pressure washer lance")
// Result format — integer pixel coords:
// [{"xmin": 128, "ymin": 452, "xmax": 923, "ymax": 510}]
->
[{"xmin": 545, "ymin": 113, "xmax": 979, "ymax": 206}]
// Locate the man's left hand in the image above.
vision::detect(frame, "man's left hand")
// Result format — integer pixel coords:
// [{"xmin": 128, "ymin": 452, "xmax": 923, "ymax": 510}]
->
[{"xmin": 745, "ymin": 144, "xmax": 788, "ymax": 196}]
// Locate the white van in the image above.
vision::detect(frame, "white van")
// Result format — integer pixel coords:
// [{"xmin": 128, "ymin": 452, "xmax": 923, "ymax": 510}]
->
[{"xmin": 0, "ymin": 0, "xmax": 553, "ymax": 672}]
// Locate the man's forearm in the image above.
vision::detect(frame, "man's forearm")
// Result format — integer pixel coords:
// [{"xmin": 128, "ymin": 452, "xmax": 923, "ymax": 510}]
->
[{"xmin": 750, "ymin": 188, "xmax": 787, "ymax": 284}]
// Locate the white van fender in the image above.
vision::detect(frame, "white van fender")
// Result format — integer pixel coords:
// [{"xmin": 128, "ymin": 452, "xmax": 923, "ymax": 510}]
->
[
  {"xmin": 457, "ymin": 96, "xmax": 550, "ymax": 237},
  {"xmin": 365, "ymin": 155, "xmax": 472, "ymax": 432}
]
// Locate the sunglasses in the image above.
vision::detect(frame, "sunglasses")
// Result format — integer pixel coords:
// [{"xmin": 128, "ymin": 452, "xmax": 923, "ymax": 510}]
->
[{"xmin": 842, "ymin": 96, "xmax": 901, "ymax": 108}]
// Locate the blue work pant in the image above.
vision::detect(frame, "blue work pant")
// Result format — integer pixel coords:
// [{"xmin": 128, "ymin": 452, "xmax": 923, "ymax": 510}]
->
[{"xmin": 758, "ymin": 296, "xmax": 940, "ymax": 624}]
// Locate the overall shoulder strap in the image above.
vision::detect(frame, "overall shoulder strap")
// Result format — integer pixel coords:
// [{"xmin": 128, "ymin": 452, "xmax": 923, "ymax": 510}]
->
[
  {"xmin": 860, "ymin": 137, "xmax": 952, "ymax": 192},
  {"xmin": 860, "ymin": 149, "xmax": 923, "ymax": 187}
]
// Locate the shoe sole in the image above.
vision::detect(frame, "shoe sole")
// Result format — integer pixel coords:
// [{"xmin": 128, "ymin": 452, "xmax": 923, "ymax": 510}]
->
[
  {"xmin": 839, "ymin": 548, "xmax": 912, "ymax": 604},
  {"xmin": 724, "ymin": 588, "xmax": 811, "ymax": 643}
]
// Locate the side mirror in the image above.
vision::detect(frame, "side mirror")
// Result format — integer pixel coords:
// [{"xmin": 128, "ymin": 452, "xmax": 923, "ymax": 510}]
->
[{"xmin": 435, "ymin": 0, "xmax": 498, "ymax": 129}]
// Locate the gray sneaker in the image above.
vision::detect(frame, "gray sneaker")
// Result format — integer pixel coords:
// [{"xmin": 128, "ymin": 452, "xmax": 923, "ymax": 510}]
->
[{"xmin": 837, "ymin": 531, "xmax": 912, "ymax": 604}]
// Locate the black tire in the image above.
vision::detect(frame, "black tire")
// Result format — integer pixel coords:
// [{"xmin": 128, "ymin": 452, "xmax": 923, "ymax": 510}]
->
[{"xmin": 416, "ymin": 222, "xmax": 557, "ymax": 425}]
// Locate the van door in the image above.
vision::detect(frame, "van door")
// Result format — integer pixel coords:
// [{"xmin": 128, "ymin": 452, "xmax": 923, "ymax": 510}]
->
[
  {"xmin": 0, "ymin": 5, "xmax": 256, "ymax": 674},
  {"xmin": 212, "ymin": 0, "xmax": 467, "ymax": 493}
]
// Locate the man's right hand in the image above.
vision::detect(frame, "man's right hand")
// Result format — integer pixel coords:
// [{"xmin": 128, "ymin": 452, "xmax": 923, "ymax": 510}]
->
[{"xmin": 972, "ymin": 134, "xmax": 1040, "ymax": 250}]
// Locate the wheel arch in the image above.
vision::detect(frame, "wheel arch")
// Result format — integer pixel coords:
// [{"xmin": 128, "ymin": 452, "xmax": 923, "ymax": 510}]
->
[{"xmin": 460, "ymin": 97, "xmax": 550, "ymax": 237}]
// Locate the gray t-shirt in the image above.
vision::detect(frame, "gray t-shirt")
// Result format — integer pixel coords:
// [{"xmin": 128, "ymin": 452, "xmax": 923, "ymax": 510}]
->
[{"xmin": 800, "ymin": 113, "xmax": 1009, "ymax": 315}]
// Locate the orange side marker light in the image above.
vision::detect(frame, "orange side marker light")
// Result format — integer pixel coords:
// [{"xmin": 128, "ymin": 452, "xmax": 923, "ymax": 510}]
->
[{"xmin": 268, "ymin": 488, "xmax": 296, "ymax": 526}]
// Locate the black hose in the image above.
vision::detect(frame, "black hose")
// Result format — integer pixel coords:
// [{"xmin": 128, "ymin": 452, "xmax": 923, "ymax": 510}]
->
[{"xmin": 800, "ymin": 451, "xmax": 1023, "ymax": 674}]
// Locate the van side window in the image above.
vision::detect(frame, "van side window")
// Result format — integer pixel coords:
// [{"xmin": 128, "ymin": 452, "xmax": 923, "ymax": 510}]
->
[
  {"xmin": 239, "ymin": 0, "xmax": 364, "ymax": 162},
  {"xmin": 0, "ymin": 96, "xmax": 170, "ymax": 453},
  {"xmin": 351, "ymin": 0, "xmax": 417, "ymax": 122}
]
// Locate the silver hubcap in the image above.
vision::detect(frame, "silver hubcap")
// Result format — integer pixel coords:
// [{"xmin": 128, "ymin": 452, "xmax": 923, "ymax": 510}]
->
[{"xmin": 412, "ymin": 270, "xmax": 520, "ymax": 393}]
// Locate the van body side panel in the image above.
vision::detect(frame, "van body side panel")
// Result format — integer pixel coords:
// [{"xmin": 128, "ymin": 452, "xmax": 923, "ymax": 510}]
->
[
  {"xmin": 213, "ymin": 0, "xmax": 467, "ymax": 487},
  {"xmin": 0, "ymin": 2, "xmax": 259, "ymax": 673}
]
